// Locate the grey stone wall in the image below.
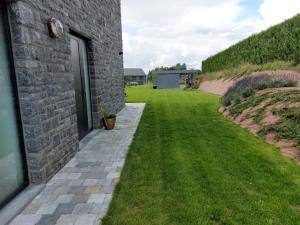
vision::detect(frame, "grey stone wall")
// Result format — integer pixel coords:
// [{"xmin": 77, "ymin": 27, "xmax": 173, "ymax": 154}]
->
[{"xmin": 7, "ymin": 0, "xmax": 125, "ymax": 184}]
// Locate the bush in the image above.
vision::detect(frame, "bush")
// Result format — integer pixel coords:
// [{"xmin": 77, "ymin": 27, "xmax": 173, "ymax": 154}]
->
[
  {"xmin": 259, "ymin": 122, "xmax": 300, "ymax": 146},
  {"xmin": 202, "ymin": 14, "xmax": 300, "ymax": 73},
  {"xmin": 241, "ymin": 87, "xmax": 254, "ymax": 98},
  {"xmin": 126, "ymin": 82, "xmax": 139, "ymax": 86},
  {"xmin": 222, "ymin": 75, "xmax": 297, "ymax": 106},
  {"xmin": 254, "ymin": 77, "xmax": 297, "ymax": 90},
  {"xmin": 223, "ymin": 97, "xmax": 232, "ymax": 107},
  {"xmin": 222, "ymin": 93, "xmax": 241, "ymax": 106}
]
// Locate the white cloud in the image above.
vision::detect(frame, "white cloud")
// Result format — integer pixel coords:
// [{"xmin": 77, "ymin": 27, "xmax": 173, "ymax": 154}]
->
[
  {"xmin": 121, "ymin": 0, "xmax": 300, "ymax": 72},
  {"xmin": 259, "ymin": 0, "xmax": 300, "ymax": 26}
]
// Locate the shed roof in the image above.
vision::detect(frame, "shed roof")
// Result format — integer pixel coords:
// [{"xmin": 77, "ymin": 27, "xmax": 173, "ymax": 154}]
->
[
  {"xmin": 155, "ymin": 70, "xmax": 200, "ymax": 75},
  {"xmin": 124, "ymin": 68, "xmax": 146, "ymax": 77}
]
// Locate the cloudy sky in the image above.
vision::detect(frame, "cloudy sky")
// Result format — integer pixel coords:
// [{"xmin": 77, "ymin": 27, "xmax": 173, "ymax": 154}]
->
[{"xmin": 121, "ymin": 0, "xmax": 300, "ymax": 72}]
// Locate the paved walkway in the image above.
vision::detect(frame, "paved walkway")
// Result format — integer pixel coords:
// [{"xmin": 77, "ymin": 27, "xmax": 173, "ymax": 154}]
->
[{"xmin": 9, "ymin": 103, "xmax": 145, "ymax": 225}]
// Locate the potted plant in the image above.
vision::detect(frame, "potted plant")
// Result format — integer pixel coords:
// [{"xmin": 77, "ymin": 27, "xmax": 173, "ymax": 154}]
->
[{"xmin": 102, "ymin": 111, "xmax": 117, "ymax": 130}]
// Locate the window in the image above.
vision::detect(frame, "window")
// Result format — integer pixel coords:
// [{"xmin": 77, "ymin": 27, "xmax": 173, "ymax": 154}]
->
[{"xmin": 0, "ymin": 3, "xmax": 28, "ymax": 208}]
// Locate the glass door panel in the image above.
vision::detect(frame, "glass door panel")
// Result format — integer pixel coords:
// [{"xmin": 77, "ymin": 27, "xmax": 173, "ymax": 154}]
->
[
  {"xmin": 70, "ymin": 35, "xmax": 92, "ymax": 140},
  {"xmin": 81, "ymin": 41, "xmax": 92, "ymax": 130},
  {"xmin": 0, "ymin": 4, "xmax": 27, "ymax": 208}
]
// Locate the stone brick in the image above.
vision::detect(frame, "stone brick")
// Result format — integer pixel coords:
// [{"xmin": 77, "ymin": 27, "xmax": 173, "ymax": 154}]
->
[
  {"xmin": 11, "ymin": 25, "xmax": 30, "ymax": 44},
  {"xmin": 10, "ymin": 1, "xmax": 34, "ymax": 26},
  {"xmin": 53, "ymin": 135, "xmax": 61, "ymax": 147}
]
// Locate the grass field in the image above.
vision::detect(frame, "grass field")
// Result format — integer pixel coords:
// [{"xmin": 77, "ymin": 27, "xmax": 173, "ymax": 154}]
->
[{"xmin": 102, "ymin": 85, "xmax": 300, "ymax": 225}]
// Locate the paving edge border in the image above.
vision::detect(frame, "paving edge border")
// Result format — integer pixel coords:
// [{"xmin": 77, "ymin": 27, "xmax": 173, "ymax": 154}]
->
[{"xmin": 0, "ymin": 185, "xmax": 45, "ymax": 225}]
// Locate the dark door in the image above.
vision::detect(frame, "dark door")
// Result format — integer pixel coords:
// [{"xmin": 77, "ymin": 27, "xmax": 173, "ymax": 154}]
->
[
  {"xmin": 0, "ymin": 3, "xmax": 28, "ymax": 209},
  {"xmin": 156, "ymin": 74, "xmax": 180, "ymax": 89},
  {"xmin": 70, "ymin": 35, "xmax": 92, "ymax": 140}
]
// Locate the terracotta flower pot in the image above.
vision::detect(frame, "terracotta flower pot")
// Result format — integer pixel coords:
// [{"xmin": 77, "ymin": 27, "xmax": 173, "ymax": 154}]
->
[{"xmin": 104, "ymin": 117, "xmax": 116, "ymax": 130}]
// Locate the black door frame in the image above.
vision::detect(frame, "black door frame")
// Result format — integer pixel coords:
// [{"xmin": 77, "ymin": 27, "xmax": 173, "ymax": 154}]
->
[
  {"xmin": 69, "ymin": 32, "xmax": 93, "ymax": 140},
  {"xmin": 0, "ymin": 2, "xmax": 29, "ymax": 210}
]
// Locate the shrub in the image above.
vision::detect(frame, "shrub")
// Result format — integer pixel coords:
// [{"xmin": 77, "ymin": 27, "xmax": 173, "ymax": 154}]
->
[
  {"xmin": 223, "ymin": 97, "xmax": 232, "ymax": 107},
  {"xmin": 273, "ymin": 107, "xmax": 300, "ymax": 123},
  {"xmin": 233, "ymin": 94, "xmax": 241, "ymax": 104},
  {"xmin": 254, "ymin": 77, "xmax": 297, "ymax": 90},
  {"xmin": 241, "ymin": 87, "xmax": 254, "ymax": 98},
  {"xmin": 202, "ymin": 14, "xmax": 300, "ymax": 73},
  {"xmin": 222, "ymin": 75, "xmax": 297, "ymax": 106},
  {"xmin": 127, "ymin": 82, "xmax": 139, "ymax": 86},
  {"xmin": 259, "ymin": 122, "xmax": 300, "ymax": 146}
]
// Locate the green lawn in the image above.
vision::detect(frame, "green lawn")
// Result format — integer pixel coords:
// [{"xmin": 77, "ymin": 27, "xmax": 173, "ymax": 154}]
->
[{"xmin": 102, "ymin": 85, "xmax": 300, "ymax": 225}]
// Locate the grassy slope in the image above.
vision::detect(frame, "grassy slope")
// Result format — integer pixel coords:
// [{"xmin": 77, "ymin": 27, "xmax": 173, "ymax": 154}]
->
[
  {"xmin": 201, "ymin": 61, "xmax": 300, "ymax": 82},
  {"xmin": 102, "ymin": 85, "xmax": 300, "ymax": 225},
  {"xmin": 231, "ymin": 89, "xmax": 300, "ymax": 146}
]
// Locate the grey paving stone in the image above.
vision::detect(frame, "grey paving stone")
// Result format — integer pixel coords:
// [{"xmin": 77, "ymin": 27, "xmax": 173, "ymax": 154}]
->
[
  {"xmin": 72, "ymin": 204, "xmax": 93, "ymax": 214},
  {"xmin": 83, "ymin": 179, "xmax": 98, "ymax": 186},
  {"xmin": 68, "ymin": 187, "xmax": 86, "ymax": 194},
  {"xmin": 22, "ymin": 202, "xmax": 41, "ymax": 214},
  {"xmin": 74, "ymin": 214, "xmax": 98, "ymax": 225},
  {"xmin": 87, "ymin": 194, "xmax": 105, "ymax": 204},
  {"xmin": 36, "ymin": 203, "xmax": 59, "ymax": 215},
  {"xmin": 55, "ymin": 214, "xmax": 78, "ymax": 225},
  {"xmin": 54, "ymin": 194, "xmax": 74, "ymax": 204},
  {"xmin": 107, "ymin": 172, "xmax": 120, "ymax": 179},
  {"xmin": 101, "ymin": 185, "xmax": 114, "ymax": 194},
  {"xmin": 54, "ymin": 186, "xmax": 71, "ymax": 195},
  {"xmin": 54, "ymin": 203, "xmax": 76, "ymax": 215},
  {"xmin": 36, "ymin": 215, "xmax": 60, "ymax": 225},
  {"xmin": 9, "ymin": 215, "xmax": 42, "ymax": 225},
  {"xmin": 9, "ymin": 104, "xmax": 145, "ymax": 225},
  {"xmin": 71, "ymin": 194, "xmax": 89, "ymax": 204},
  {"xmin": 72, "ymin": 203, "xmax": 106, "ymax": 214},
  {"xmin": 68, "ymin": 179, "xmax": 84, "ymax": 187}
]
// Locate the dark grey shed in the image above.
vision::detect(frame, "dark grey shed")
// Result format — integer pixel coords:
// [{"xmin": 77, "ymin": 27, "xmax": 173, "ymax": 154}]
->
[
  {"xmin": 153, "ymin": 70, "xmax": 199, "ymax": 89},
  {"xmin": 124, "ymin": 68, "xmax": 147, "ymax": 85}
]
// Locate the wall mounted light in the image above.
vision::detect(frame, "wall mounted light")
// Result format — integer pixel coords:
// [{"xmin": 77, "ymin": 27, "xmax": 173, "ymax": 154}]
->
[{"xmin": 47, "ymin": 17, "xmax": 64, "ymax": 38}]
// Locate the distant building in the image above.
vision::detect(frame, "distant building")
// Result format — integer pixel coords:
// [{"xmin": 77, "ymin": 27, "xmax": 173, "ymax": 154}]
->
[
  {"xmin": 153, "ymin": 70, "xmax": 199, "ymax": 89},
  {"xmin": 124, "ymin": 68, "xmax": 147, "ymax": 85}
]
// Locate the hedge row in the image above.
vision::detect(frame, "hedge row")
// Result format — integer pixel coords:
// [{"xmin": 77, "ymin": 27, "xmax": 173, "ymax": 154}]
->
[{"xmin": 202, "ymin": 14, "xmax": 300, "ymax": 73}]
